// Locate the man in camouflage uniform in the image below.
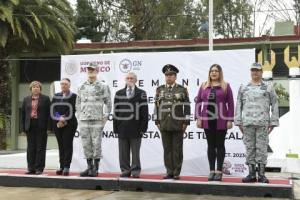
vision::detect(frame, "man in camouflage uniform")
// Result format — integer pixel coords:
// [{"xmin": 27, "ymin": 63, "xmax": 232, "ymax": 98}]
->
[
  {"xmin": 234, "ymin": 62, "xmax": 279, "ymax": 183},
  {"xmin": 154, "ymin": 64, "xmax": 190, "ymax": 180},
  {"xmin": 76, "ymin": 63, "xmax": 112, "ymax": 177}
]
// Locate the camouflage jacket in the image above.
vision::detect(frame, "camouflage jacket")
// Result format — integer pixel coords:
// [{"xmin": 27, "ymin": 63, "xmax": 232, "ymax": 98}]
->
[
  {"xmin": 76, "ymin": 80, "xmax": 112, "ymax": 121},
  {"xmin": 234, "ymin": 81, "xmax": 279, "ymax": 127}
]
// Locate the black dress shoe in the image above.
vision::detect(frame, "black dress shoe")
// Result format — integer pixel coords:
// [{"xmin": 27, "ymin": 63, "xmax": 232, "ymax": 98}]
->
[
  {"xmin": 173, "ymin": 176, "xmax": 180, "ymax": 180},
  {"xmin": 56, "ymin": 168, "xmax": 63, "ymax": 175},
  {"xmin": 35, "ymin": 171, "xmax": 43, "ymax": 175},
  {"xmin": 120, "ymin": 173, "xmax": 131, "ymax": 177},
  {"xmin": 132, "ymin": 174, "xmax": 140, "ymax": 178},
  {"xmin": 62, "ymin": 168, "xmax": 70, "ymax": 176},
  {"xmin": 163, "ymin": 174, "xmax": 173, "ymax": 179},
  {"xmin": 25, "ymin": 171, "xmax": 35, "ymax": 175}
]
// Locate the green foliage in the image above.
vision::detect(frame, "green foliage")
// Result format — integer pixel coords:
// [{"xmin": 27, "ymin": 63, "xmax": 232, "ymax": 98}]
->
[
  {"xmin": 0, "ymin": 0, "xmax": 75, "ymax": 54},
  {"xmin": 273, "ymin": 82, "xmax": 289, "ymax": 104},
  {"xmin": 75, "ymin": 0, "xmax": 253, "ymax": 41}
]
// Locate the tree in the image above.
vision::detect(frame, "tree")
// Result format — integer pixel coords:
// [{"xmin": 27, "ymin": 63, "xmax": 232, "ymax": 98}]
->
[
  {"xmin": 120, "ymin": 0, "xmax": 204, "ymax": 40},
  {"xmin": 75, "ymin": 0, "xmax": 102, "ymax": 42},
  {"xmin": 198, "ymin": 0, "xmax": 253, "ymax": 38},
  {"xmin": 75, "ymin": 0, "xmax": 206, "ymax": 41},
  {"xmin": 0, "ymin": 0, "xmax": 75, "ymax": 149}
]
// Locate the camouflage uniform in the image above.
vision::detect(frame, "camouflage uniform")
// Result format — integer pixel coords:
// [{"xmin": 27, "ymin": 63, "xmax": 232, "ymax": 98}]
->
[
  {"xmin": 154, "ymin": 83, "xmax": 190, "ymax": 178},
  {"xmin": 235, "ymin": 81, "xmax": 279, "ymax": 165},
  {"xmin": 76, "ymin": 80, "xmax": 112, "ymax": 160}
]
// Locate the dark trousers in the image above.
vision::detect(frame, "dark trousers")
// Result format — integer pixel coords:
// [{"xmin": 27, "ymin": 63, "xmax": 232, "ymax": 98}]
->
[
  {"xmin": 55, "ymin": 124, "xmax": 76, "ymax": 169},
  {"xmin": 26, "ymin": 119, "xmax": 48, "ymax": 172},
  {"xmin": 118, "ymin": 138, "xmax": 142, "ymax": 176},
  {"xmin": 161, "ymin": 131, "xmax": 183, "ymax": 176},
  {"xmin": 204, "ymin": 128, "xmax": 227, "ymax": 171}
]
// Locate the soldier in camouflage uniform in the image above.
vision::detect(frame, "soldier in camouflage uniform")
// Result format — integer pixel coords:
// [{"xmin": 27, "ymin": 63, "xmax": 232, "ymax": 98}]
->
[
  {"xmin": 154, "ymin": 64, "xmax": 191, "ymax": 180},
  {"xmin": 234, "ymin": 63, "xmax": 279, "ymax": 183},
  {"xmin": 76, "ymin": 63, "xmax": 112, "ymax": 177}
]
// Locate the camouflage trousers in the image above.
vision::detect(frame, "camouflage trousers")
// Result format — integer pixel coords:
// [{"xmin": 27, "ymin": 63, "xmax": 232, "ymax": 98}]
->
[
  {"xmin": 79, "ymin": 120, "xmax": 104, "ymax": 159},
  {"xmin": 243, "ymin": 125, "xmax": 269, "ymax": 165}
]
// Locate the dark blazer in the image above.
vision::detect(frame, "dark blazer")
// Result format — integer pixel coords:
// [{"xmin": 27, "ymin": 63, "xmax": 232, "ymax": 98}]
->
[
  {"xmin": 21, "ymin": 94, "xmax": 51, "ymax": 132},
  {"xmin": 51, "ymin": 92, "xmax": 78, "ymax": 129},
  {"xmin": 113, "ymin": 86, "xmax": 149, "ymax": 138}
]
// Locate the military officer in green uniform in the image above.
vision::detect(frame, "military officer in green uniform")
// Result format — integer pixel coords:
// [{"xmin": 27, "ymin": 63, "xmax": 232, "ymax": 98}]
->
[{"xmin": 154, "ymin": 64, "xmax": 191, "ymax": 180}]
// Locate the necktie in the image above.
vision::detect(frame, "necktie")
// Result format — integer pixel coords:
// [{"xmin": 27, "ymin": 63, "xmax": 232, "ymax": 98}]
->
[{"xmin": 128, "ymin": 87, "xmax": 132, "ymax": 98}]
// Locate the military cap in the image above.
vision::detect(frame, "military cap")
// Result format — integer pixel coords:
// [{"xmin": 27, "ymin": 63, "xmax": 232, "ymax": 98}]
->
[
  {"xmin": 87, "ymin": 62, "xmax": 97, "ymax": 70},
  {"xmin": 162, "ymin": 64, "xmax": 179, "ymax": 75},
  {"xmin": 250, "ymin": 62, "xmax": 262, "ymax": 70}
]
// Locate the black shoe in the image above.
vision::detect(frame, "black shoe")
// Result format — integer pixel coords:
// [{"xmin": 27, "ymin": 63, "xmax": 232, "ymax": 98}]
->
[
  {"xmin": 80, "ymin": 169, "xmax": 90, "ymax": 177},
  {"xmin": 89, "ymin": 159, "xmax": 100, "ymax": 177},
  {"xmin": 25, "ymin": 170, "xmax": 35, "ymax": 175},
  {"xmin": 258, "ymin": 175, "xmax": 269, "ymax": 183},
  {"xmin": 173, "ymin": 175, "xmax": 180, "ymax": 180},
  {"xmin": 132, "ymin": 174, "xmax": 140, "ymax": 178},
  {"xmin": 208, "ymin": 172, "xmax": 215, "ymax": 181},
  {"xmin": 62, "ymin": 168, "xmax": 69, "ymax": 176},
  {"xmin": 214, "ymin": 173, "xmax": 223, "ymax": 181},
  {"xmin": 89, "ymin": 169, "xmax": 98, "ymax": 177},
  {"xmin": 56, "ymin": 168, "xmax": 63, "ymax": 175},
  {"xmin": 120, "ymin": 173, "xmax": 131, "ymax": 177},
  {"xmin": 163, "ymin": 174, "xmax": 173, "ymax": 179},
  {"xmin": 242, "ymin": 175, "xmax": 257, "ymax": 183},
  {"xmin": 35, "ymin": 171, "xmax": 43, "ymax": 175}
]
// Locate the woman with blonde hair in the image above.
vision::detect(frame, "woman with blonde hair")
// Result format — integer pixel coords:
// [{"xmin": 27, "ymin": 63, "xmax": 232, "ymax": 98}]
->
[
  {"xmin": 195, "ymin": 64, "xmax": 234, "ymax": 181},
  {"xmin": 21, "ymin": 81, "xmax": 50, "ymax": 175}
]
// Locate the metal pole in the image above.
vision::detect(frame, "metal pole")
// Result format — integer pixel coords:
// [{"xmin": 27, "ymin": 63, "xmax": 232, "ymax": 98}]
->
[{"xmin": 209, "ymin": 0, "xmax": 213, "ymax": 51}]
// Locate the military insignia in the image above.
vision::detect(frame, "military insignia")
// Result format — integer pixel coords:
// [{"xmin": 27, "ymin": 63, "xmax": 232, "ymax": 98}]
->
[
  {"xmin": 159, "ymin": 90, "xmax": 165, "ymax": 99},
  {"xmin": 165, "ymin": 92, "xmax": 172, "ymax": 99},
  {"xmin": 175, "ymin": 93, "xmax": 183, "ymax": 100}
]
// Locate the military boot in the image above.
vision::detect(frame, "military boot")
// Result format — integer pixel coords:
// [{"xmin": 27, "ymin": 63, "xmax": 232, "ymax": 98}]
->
[
  {"xmin": 89, "ymin": 159, "xmax": 100, "ymax": 177},
  {"xmin": 258, "ymin": 164, "xmax": 269, "ymax": 183},
  {"xmin": 242, "ymin": 164, "xmax": 257, "ymax": 183},
  {"xmin": 80, "ymin": 159, "xmax": 93, "ymax": 177}
]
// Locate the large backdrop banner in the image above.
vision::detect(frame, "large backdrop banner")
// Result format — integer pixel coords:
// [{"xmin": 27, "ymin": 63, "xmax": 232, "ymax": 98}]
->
[{"xmin": 60, "ymin": 49, "xmax": 255, "ymax": 176}]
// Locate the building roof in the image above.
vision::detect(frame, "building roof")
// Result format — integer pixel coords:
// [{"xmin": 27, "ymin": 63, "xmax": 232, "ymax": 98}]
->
[{"xmin": 73, "ymin": 35, "xmax": 300, "ymax": 52}]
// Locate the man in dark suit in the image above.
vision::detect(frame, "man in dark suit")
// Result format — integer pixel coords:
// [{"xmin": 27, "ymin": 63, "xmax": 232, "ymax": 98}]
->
[
  {"xmin": 113, "ymin": 72, "xmax": 149, "ymax": 178},
  {"xmin": 21, "ymin": 81, "xmax": 50, "ymax": 175}
]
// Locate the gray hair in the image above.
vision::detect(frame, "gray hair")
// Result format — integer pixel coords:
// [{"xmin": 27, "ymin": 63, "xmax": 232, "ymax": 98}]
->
[{"xmin": 126, "ymin": 72, "xmax": 137, "ymax": 80}]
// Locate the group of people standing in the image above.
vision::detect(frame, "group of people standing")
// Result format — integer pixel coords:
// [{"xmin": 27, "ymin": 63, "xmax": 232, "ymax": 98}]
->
[{"xmin": 21, "ymin": 62, "xmax": 279, "ymax": 183}]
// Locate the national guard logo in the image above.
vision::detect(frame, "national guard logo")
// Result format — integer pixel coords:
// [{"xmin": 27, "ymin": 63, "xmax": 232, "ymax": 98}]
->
[
  {"xmin": 119, "ymin": 59, "xmax": 132, "ymax": 73},
  {"xmin": 65, "ymin": 62, "xmax": 78, "ymax": 75}
]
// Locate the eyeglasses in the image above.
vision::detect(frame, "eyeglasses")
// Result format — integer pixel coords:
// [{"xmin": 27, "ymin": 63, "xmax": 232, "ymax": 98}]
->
[{"xmin": 126, "ymin": 77, "xmax": 135, "ymax": 80}]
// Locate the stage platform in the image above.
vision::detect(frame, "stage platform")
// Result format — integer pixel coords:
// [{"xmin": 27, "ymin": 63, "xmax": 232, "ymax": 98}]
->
[{"xmin": 0, "ymin": 169, "xmax": 293, "ymax": 198}]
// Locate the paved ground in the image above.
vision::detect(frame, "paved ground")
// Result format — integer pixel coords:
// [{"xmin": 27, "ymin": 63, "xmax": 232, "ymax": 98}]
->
[{"xmin": 0, "ymin": 187, "xmax": 291, "ymax": 200}]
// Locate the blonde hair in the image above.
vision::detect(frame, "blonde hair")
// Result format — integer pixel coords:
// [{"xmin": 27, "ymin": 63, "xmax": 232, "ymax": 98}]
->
[
  {"xmin": 203, "ymin": 64, "xmax": 227, "ymax": 92},
  {"xmin": 29, "ymin": 81, "xmax": 42, "ymax": 91}
]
